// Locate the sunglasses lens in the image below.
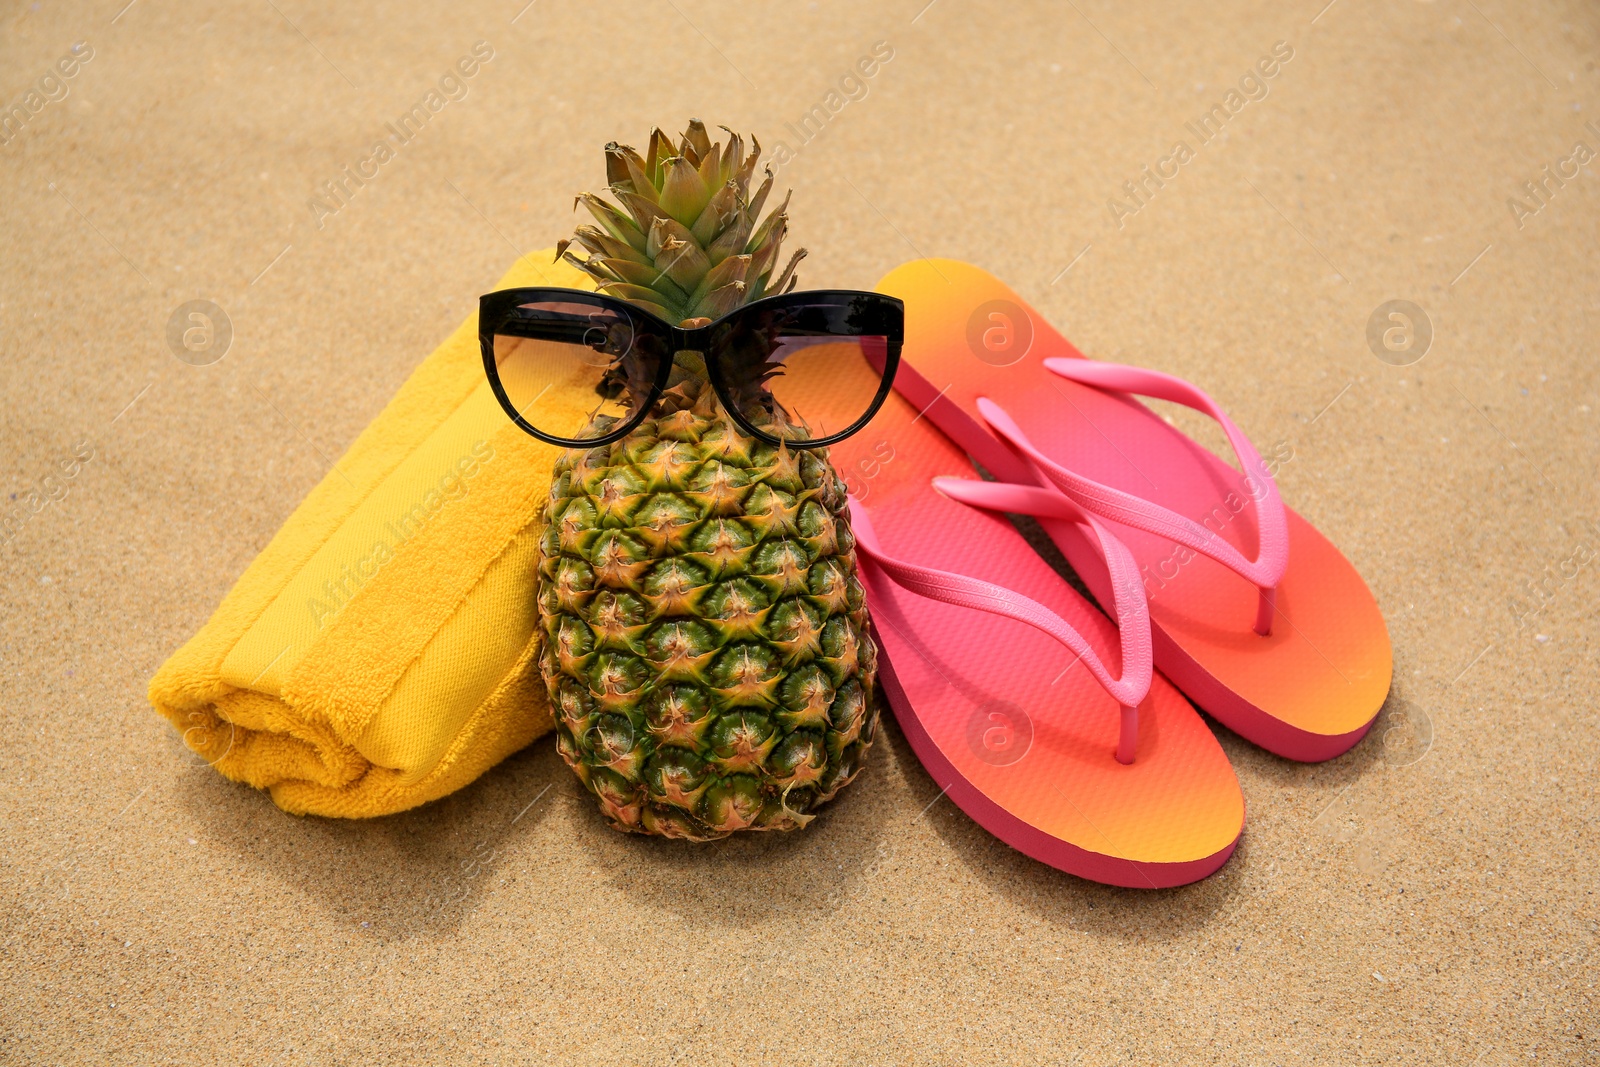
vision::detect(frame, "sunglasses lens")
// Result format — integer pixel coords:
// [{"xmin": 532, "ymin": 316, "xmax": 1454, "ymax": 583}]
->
[
  {"xmin": 487, "ymin": 299, "xmax": 650, "ymax": 441},
  {"xmin": 714, "ymin": 298, "xmax": 895, "ymax": 444}
]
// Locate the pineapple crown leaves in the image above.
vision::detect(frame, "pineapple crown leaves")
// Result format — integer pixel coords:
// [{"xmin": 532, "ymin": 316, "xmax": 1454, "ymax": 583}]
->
[{"xmin": 556, "ymin": 119, "xmax": 807, "ymax": 327}]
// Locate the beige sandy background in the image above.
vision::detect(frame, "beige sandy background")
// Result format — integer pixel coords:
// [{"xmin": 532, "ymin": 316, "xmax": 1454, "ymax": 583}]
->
[{"xmin": 3, "ymin": 0, "xmax": 1597, "ymax": 1063}]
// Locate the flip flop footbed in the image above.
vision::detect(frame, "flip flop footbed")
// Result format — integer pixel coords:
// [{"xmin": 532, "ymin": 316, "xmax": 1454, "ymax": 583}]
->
[
  {"xmin": 874, "ymin": 259, "xmax": 1392, "ymax": 761},
  {"xmin": 788, "ymin": 352, "xmax": 1244, "ymax": 886}
]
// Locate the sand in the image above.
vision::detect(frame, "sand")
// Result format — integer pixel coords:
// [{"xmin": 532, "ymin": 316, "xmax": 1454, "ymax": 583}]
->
[{"xmin": 3, "ymin": 0, "xmax": 1597, "ymax": 1063}]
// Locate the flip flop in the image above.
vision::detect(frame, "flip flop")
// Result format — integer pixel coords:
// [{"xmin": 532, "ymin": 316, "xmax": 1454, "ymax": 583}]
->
[
  {"xmin": 801, "ymin": 349, "xmax": 1244, "ymax": 886},
  {"xmin": 873, "ymin": 259, "xmax": 1392, "ymax": 761}
]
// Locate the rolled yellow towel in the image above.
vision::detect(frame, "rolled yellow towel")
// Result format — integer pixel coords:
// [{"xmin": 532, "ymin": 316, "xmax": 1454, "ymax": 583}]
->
[{"xmin": 149, "ymin": 249, "xmax": 586, "ymax": 817}]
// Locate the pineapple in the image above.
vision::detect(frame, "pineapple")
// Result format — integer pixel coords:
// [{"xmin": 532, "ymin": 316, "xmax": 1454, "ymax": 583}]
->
[{"xmin": 539, "ymin": 121, "xmax": 880, "ymax": 840}]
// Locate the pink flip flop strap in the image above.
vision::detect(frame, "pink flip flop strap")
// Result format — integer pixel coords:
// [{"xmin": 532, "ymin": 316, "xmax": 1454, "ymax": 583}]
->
[
  {"xmin": 930, "ymin": 477, "xmax": 1152, "ymax": 645},
  {"xmin": 847, "ymin": 495, "xmax": 1150, "ymax": 763},
  {"xmin": 983, "ymin": 359, "xmax": 1290, "ymax": 595}
]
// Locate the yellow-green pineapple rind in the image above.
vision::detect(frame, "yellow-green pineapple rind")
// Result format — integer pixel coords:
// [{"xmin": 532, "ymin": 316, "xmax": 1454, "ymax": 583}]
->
[{"xmin": 537, "ymin": 371, "xmax": 879, "ymax": 840}]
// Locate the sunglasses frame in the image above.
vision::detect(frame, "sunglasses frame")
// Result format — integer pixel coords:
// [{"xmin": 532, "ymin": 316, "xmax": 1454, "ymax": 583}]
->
[{"xmin": 479, "ymin": 286, "xmax": 904, "ymax": 450}]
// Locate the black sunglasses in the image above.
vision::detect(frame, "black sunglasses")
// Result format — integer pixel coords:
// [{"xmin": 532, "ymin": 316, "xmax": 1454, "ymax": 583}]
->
[{"xmin": 479, "ymin": 287, "xmax": 903, "ymax": 449}]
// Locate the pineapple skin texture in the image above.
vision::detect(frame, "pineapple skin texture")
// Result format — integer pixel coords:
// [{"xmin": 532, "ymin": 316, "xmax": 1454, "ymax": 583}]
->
[{"xmin": 536, "ymin": 378, "xmax": 880, "ymax": 840}]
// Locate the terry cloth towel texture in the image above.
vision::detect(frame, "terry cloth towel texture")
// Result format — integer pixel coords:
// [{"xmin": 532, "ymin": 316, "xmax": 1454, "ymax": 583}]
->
[{"xmin": 149, "ymin": 249, "xmax": 587, "ymax": 817}]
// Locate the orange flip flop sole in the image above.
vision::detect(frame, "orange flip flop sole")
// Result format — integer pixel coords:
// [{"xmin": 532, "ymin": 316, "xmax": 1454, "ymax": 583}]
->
[
  {"xmin": 793, "ymin": 348, "xmax": 1245, "ymax": 886},
  {"xmin": 873, "ymin": 259, "xmax": 1392, "ymax": 761}
]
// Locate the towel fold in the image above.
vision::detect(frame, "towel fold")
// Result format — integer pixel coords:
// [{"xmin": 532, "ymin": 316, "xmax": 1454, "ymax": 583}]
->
[{"xmin": 150, "ymin": 250, "xmax": 588, "ymax": 817}]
